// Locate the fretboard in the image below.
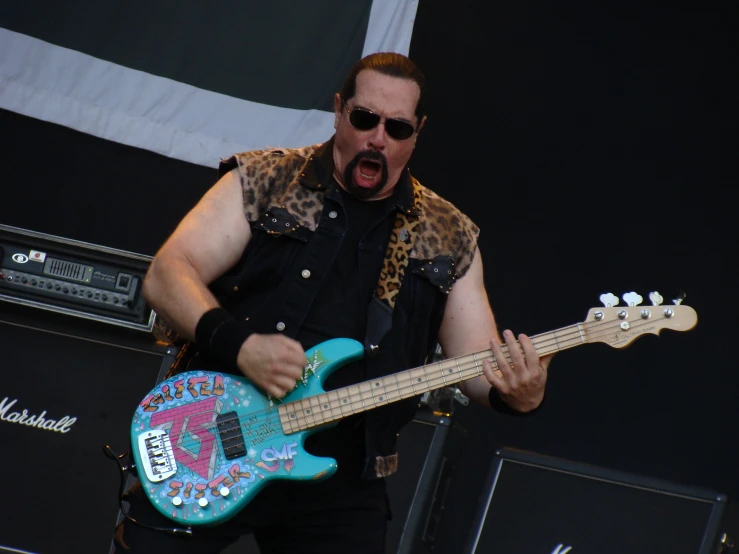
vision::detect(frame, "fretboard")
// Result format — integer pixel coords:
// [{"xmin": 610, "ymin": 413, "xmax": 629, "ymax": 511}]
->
[{"xmin": 278, "ymin": 322, "xmax": 588, "ymax": 434}]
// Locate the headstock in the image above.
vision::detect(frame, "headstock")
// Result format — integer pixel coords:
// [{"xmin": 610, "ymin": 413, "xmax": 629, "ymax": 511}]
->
[{"xmin": 583, "ymin": 291, "xmax": 697, "ymax": 349}]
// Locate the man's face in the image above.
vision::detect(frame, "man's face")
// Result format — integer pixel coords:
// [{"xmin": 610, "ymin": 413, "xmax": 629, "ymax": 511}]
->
[{"xmin": 333, "ymin": 69, "xmax": 425, "ymax": 200}]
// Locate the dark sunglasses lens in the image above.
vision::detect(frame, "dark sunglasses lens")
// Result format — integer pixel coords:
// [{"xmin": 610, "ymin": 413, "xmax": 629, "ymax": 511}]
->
[
  {"xmin": 349, "ymin": 109, "xmax": 380, "ymax": 130},
  {"xmin": 385, "ymin": 119, "xmax": 415, "ymax": 140},
  {"xmin": 348, "ymin": 108, "xmax": 415, "ymax": 140}
]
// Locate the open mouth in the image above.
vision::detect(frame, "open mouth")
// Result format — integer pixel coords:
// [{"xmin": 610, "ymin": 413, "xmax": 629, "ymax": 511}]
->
[{"xmin": 354, "ymin": 158, "xmax": 383, "ymax": 188}]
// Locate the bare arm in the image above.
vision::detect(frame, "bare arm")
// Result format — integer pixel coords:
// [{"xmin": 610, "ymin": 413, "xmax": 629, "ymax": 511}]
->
[
  {"xmin": 438, "ymin": 247, "xmax": 551, "ymax": 412},
  {"xmin": 142, "ymin": 168, "xmax": 251, "ymax": 338},
  {"xmin": 143, "ymin": 168, "xmax": 306, "ymax": 399}
]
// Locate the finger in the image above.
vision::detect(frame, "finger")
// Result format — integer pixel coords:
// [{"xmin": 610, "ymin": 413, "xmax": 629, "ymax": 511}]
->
[
  {"xmin": 489, "ymin": 336, "xmax": 517, "ymax": 383},
  {"xmin": 274, "ymin": 375, "xmax": 298, "ymax": 393},
  {"xmin": 266, "ymin": 384, "xmax": 286, "ymax": 399},
  {"xmin": 483, "ymin": 358, "xmax": 511, "ymax": 395},
  {"xmin": 503, "ymin": 329, "xmax": 526, "ymax": 370},
  {"xmin": 540, "ymin": 353, "xmax": 554, "ymax": 372},
  {"xmin": 518, "ymin": 333, "xmax": 543, "ymax": 372},
  {"xmin": 279, "ymin": 337, "xmax": 309, "ymax": 366},
  {"xmin": 275, "ymin": 361, "xmax": 304, "ymax": 381}
]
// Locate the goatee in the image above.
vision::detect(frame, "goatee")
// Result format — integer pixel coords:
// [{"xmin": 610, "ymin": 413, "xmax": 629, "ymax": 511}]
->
[{"xmin": 343, "ymin": 150, "xmax": 389, "ymax": 200}]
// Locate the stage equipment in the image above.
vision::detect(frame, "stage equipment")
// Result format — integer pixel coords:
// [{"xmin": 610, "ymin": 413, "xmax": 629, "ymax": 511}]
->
[
  {"xmin": 386, "ymin": 410, "xmax": 467, "ymax": 554},
  {"xmin": 0, "ymin": 224, "xmax": 155, "ymax": 331},
  {"xmin": 464, "ymin": 447, "xmax": 728, "ymax": 554},
  {"xmin": 0, "ymin": 228, "xmax": 169, "ymax": 554}
]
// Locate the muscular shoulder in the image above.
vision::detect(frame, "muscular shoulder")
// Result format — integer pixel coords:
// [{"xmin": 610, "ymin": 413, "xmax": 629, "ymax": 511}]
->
[
  {"xmin": 219, "ymin": 145, "xmax": 318, "ymax": 220},
  {"xmin": 412, "ymin": 177, "xmax": 480, "ymax": 279}
]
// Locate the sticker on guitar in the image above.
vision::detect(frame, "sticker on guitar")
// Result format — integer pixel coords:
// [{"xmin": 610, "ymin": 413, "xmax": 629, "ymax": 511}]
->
[{"xmin": 129, "ymin": 291, "xmax": 697, "ymax": 526}]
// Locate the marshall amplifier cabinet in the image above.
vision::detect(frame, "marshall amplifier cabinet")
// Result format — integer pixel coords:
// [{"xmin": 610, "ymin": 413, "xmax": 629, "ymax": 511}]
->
[
  {"xmin": 0, "ymin": 224, "xmax": 155, "ymax": 332},
  {"xmin": 0, "ymin": 226, "xmax": 171, "ymax": 553},
  {"xmin": 0, "ymin": 309, "xmax": 176, "ymax": 554},
  {"xmin": 464, "ymin": 447, "xmax": 728, "ymax": 554}
]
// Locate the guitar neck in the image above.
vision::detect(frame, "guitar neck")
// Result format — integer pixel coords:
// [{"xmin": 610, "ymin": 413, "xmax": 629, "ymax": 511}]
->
[{"xmin": 279, "ymin": 323, "xmax": 585, "ymax": 433}]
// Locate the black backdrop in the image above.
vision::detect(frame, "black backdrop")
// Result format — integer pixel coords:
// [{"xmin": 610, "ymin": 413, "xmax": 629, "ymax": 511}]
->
[{"xmin": 0, "ymin": 1, "xmax": 732, "ymax": 551}]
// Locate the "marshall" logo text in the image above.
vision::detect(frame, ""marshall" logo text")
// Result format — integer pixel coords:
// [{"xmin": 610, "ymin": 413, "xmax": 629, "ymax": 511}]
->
[{"xmin": 0, "ymin": 397, "xmax": 77, "ymax": 433}]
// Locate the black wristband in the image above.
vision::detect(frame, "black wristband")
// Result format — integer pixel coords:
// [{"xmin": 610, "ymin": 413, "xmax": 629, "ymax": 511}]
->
[
  {"xmin": 195, "ymin": 308, "xmax": 251, "ymax": 370},
  {"xmin": 488, "ymin": 386, "xmax": 545, "ymax": 417}
]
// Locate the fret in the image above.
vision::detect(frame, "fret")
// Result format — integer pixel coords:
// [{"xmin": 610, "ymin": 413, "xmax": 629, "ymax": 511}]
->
[
  {"xmin": 309, "ymin": 395, "xmax": 325, "ymax": 425},
  {"xmin": 577, "ymin": 323, "xmax": 586, "ymax": 344},
  {"xmin": 382, "ymin": 375, "xmax": 392, "ymax": 404},
  {"xmin": 316, "ymin": 393, "xmax": 331, "ymax": 421},
  {"xmin": 439, "ymin": 361, "xmax": 447, "ymax": 386},
  {"xmin": 393, "ymin": 373, "xmax": 402, "ymax": 401},
  {"xmin": 326, "ymin": 390, "xmax": 341, "ymax": 417},
  {"xmin": 552, "ymin": 331, "xmax": 560, "ymax": 350},
  {"xmin": 372, "ymin": 378, "xmax": 388, "ymax": 405},
  {"xmin": 337, "ymin": 388, "xmax": 351, "ymax": 414},
  {"xmin": 408, "ymin": 367, "xmax": 425, "ymax": 394},
  {"xmin": 347, "ymin": 384, "xmax": 363, "ymax": 412},
  {"xmin": 358, "ymin": 382, "xmax": 373, "ymax": 407},
  {"xmin": 366, "ymin": 380, "xmax": 378, "ymax": 406},
  {"xmin": 381, "ymin": 375, "xmax": 396, "ymax": 402},
  {"xmin": 422, "ymin": 364, "xmax": 431, "ymax": 393},
  {"xmin": 278, "ymin": 405, "xmax": 291, "ymax": 433},
  {"xmin": 298, "ymin": 398, "xmax": 317, "ymax": 427}
]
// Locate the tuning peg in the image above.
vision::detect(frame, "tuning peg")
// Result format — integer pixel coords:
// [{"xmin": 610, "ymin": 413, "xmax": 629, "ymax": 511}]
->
[
  {"xmin": 622, "ymin": 292, "xmax": 643, "ymax": 306},
  {"xmin": 672, "ymin": 289, "xmax": 686, "ymax": 305},
  {"xmin": 599, "ymin": 293, "xmax": 619, "ymax": 307},
  {"xmin": 648, "ymin": 291, "xmax": 664, "ymax": 306}
]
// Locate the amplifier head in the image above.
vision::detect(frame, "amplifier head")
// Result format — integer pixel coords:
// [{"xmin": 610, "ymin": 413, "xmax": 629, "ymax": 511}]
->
[{"xmin": 0, "ymin": 224, "xmax": 155, "ymax": 332}]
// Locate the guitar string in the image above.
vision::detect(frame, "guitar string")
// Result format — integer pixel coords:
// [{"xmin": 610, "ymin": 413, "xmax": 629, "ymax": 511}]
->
[
  {"xmin": 278, "ymin": 314, "xmax": 653, "ymax": 432},
  {"xmin": 147, "ymin": 315, "xmax": 678, "ymax": 453}
]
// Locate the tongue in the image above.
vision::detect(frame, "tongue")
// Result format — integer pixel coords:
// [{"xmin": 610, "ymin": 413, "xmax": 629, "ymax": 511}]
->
[
  {"xmin": 354, "ymin": 159, "xmax": 381, "ymax": 188},
  {"xmin": 359, "ymin": 159, "xmax": 379, "ymax": 176}
]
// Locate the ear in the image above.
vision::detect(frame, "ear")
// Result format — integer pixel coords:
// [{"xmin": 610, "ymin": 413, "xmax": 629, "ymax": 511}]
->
[
  {"xmin": 333, "ymin": 93, "xmax": 343, "ymax": 130},
  {"xmin": 417, "ymin": 115, "xmax": 427, "ymax": 134}
]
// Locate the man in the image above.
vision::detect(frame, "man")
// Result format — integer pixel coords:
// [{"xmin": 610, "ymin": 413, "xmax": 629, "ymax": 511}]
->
[{"xmin": 115, "ymin": 52, "xmax": 550, "ymax": 553}]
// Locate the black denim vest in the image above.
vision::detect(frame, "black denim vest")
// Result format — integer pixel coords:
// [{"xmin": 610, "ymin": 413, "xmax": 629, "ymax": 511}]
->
[{"xmin": 208, "ymin": 140, "xmax": 478, "ymax": 478}]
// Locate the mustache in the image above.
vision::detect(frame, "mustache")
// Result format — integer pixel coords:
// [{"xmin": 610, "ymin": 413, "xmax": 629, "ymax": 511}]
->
[{"xmin": 354, "ymin": 150, "xmax": 387, "ymax": 165}]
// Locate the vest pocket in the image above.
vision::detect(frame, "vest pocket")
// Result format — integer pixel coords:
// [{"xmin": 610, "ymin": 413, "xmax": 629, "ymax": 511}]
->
[
  {"xmin": 411, "ymin": 255, "xmax": 457, "ymax": 294},
  {"xmin": 254, "ymin": 206, "xmax": 310, "ymax": 241}
]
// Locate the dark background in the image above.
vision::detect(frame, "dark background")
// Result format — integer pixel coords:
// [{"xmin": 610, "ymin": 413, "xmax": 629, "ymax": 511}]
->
[{"xmin": 0, "ymin": 1, "xmax": 732, "ymax": 551}]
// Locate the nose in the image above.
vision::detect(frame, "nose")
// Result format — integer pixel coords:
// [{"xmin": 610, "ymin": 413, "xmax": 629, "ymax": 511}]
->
[{"xmin": 367, "ymin": 121, "xmax": 387, "ymax": 151}]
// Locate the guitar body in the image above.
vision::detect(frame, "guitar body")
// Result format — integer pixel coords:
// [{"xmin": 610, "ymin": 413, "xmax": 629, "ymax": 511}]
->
[{"xmin": 130, "ymin": 338, "xmax": 365, "ymax": 526}]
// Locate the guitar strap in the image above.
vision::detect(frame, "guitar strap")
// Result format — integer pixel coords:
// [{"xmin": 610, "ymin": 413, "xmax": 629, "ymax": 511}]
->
[{"xmin": 364, "ymin": 179, "xmax": 422, "ymax": 351}]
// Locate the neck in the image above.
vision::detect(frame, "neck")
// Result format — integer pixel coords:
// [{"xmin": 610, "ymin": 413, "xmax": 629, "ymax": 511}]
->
[{"xmin": 279, "ymin": 323, "xmax": 586, "ymax": 433}]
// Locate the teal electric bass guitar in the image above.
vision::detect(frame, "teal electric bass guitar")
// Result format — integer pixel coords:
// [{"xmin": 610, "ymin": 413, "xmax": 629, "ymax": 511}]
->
[{"xmin": 130, "ymin": 294, "xmax": 696, "ymax": 526}]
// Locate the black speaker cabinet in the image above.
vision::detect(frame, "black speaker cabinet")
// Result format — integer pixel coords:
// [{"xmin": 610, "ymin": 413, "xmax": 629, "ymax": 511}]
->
[
  {"xmin": 464, "ymin": 447, "xmax": 728, "ymax": 554},
  {"xmin": 386, "ymin": 410, "xmax": 467, "ymax": 554},
  {"xmin": 0, "ymin": 302, "xmax": 173, "ymax": 554}
]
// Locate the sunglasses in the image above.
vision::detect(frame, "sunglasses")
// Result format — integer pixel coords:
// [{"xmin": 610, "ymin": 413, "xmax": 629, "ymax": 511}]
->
[{"xmin": 342, "ymin": 98, "xmax": 417, "ymax": 140}]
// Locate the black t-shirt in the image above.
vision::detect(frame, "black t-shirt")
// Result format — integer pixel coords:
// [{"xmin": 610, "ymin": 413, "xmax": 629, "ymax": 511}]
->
[{"xmin": 299, "ymin": 184, "xmax": 396, "ymax": 478}]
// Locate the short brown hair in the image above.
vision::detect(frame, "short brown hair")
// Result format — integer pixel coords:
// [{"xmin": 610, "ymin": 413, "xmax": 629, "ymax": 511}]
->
[{"xmin": 340, "ymin": 52, "xmax": 426, "ymax": 119}]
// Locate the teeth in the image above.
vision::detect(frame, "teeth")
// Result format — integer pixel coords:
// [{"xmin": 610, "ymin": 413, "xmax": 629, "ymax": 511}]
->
[{"xmin": 359, "ymin": 172, "xmax": 374, "ymax": 179}]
